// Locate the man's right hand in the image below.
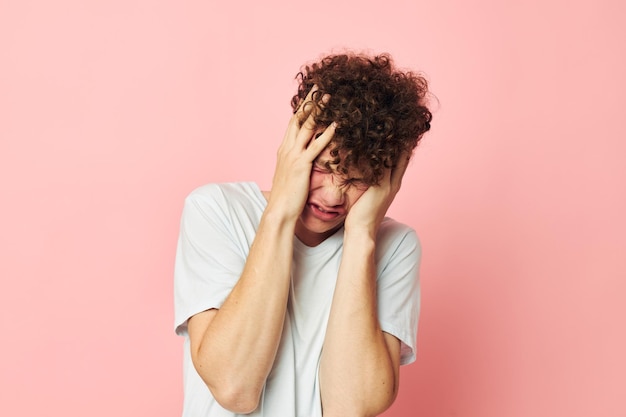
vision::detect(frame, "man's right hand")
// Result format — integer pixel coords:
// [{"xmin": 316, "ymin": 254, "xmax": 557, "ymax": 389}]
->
[
  {"xmin": 267, "ymin": 87, "xmax": 336, "ymax": 221},
  {"xmin": 187, "ymin": 87, "xmax": 335, "ymax": 414}
]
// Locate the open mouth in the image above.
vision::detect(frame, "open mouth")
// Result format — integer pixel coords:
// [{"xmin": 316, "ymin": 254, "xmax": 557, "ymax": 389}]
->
[{"xmin": 309, "ymin": 203, "xmax": 341, "ymax": 220}]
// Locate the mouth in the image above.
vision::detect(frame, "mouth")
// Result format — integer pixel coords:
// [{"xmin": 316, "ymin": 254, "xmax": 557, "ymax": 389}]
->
[{"xmin": 308, "ymin": 202, "xmax": 342, "ymax": 221}]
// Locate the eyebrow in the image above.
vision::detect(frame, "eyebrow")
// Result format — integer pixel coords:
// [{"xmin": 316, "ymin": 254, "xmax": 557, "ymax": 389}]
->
[{"xmin": 313, "ymin": 158, "xmax": 365, "ymax": 183}]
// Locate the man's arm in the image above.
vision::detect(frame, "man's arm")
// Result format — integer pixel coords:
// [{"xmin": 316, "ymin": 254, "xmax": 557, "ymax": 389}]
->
[
  {"xmin": 319, "ymin": 154, "xmax": 411, "ymax": 417},
  {"xmin": 187, "ymin": 95, "xmax": 335, "ymax": 414},
  {"xmin": 187, "ymin": 211, "xmax": 296, "ymax": 413}
]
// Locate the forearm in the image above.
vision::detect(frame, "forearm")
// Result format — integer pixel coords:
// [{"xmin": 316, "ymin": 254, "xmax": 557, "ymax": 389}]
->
[
  {"xmin": 191, "ymin": 209, "xmax": 296, "ymax": 410},
  {"xmin": 319, "ymin": 230, "xmax": 398, "ymax": 417},
  {"xmin": 186, "ymin": 89, "xmax": 335, "ymax": 412}
]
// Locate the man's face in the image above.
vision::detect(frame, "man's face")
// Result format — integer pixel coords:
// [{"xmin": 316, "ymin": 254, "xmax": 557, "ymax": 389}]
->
[{"xmin": 295, "ymin": 146, "xmax": 369, "ymax": 246}]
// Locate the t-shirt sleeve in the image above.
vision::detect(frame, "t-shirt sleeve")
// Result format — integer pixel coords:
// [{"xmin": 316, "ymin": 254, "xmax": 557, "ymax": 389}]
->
[
  {"xmin": 376, "ymin": 222, "xmax": 422, "ymax": 365},
  {"xmin": 173, "ymin": 185, "xmax": 248, "ymax": 336}
]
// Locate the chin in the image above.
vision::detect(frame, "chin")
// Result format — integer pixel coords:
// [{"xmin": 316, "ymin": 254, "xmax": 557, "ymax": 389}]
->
[{"xmin": 299, "ymin": 215, "xmax": 344, "ymax": 235}]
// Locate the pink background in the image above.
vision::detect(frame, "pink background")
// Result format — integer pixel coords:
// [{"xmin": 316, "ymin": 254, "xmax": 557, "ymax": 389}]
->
[{"xmin": 1, "ymin": 0, "xmax": 624, "ymax": 416}]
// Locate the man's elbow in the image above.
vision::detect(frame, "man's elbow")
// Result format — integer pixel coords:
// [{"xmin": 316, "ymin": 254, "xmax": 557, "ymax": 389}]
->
[
  {"xmin": 207, "ymin": 382, "xmax": 262, "ymax": 414},
  {"xmin": 191, "ymin": 352, "xmax": 263, "ymax": 413},
  {"xmin": 324, "ymin": 391, "xmax": 398, "ymax": 417}
]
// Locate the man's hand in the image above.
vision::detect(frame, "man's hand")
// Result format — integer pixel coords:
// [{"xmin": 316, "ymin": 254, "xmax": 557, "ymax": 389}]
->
[
  {"xmin": 320, "ymin": 152, "xmax": 411, "ymax": 416},
  {"xmin": 187, "ymin": 88, "xmax": 335, "ymax": 414},
  {"xmin": 267, "ymin": 88, "xmax": 335, "ymax": 221},
  {"xmin": 344, "ymin": 152, "xmax": 412, "ymax": 235}
]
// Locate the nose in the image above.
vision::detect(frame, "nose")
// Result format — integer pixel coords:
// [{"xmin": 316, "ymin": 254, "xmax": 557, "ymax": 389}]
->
[{"xmin": 319, "ymin": 173, "xmax": 345, "ymax": 207}]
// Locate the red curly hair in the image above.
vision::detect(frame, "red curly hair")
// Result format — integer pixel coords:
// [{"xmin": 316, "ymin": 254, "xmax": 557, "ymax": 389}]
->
[{"xmin": 291, "ymin": 52, "xmax": 432, "ymax": 185}]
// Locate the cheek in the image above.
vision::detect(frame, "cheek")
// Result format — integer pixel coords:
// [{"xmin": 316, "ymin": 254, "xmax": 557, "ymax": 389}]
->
[
  {"xmin": 309, "ymin": 171, "xmax": 325, "ymax": 188},
  {"xmin": 309, "ymin": 171, "xmax": 324, "ymax": 191},
  {"xmin": 347, "ymin": 187, "xmax": 368, "ymax": 205}
]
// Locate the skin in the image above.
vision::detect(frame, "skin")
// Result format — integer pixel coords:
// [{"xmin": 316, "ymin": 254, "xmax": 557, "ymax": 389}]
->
[
  {"xmin": 187, "ymin": 88, "xmax": 411, "ymax": 415},
  {"xmin": 318, "ymin": 150, "xmax": 410, "ymax": 417},
  {"xmin": 294, "ymin": 146, "xmax": 369, "ymax": 246}
]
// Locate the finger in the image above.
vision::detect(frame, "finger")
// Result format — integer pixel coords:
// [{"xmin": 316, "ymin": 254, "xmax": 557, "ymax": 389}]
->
[
  {"xmin": 284, "ymin": 108, "xmax": 304, "ymax": 142},
  {"xmin": 305, "ymin": 122, "xmax": 336, "ymax": 157},
  {"xmin": 293, "ymin": 109, "xmax": 321, "ymax": 150},
  {"xmin": 298, "ymin": 91, "xmax": 330, "ymax": 133},
  {"xmin": 390, "ymin": 151, "xmax": 412, "ymax": 187},
  {"xmin": 300, "ymin": 108, "xmax": 318, "ymax": 133},
  {"xmin": 296, "ymin": 85, "xmax": 318, "ymax": 111},
  {"xmin": 295, "ymin": 89, "xmax": 331, "ymax": 128},
  {"xmin": 294, "ymin": 85, "xmax": 319, "ymax": 123},
  {"xmin": 283, "ymin": 86, "xmax": 320, "ymax": 146}
]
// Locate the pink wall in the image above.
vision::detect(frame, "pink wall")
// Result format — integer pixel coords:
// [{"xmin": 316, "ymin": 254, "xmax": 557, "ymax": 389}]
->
[{"xmin": 1, "ymin": 1, "xmax": 624, "ymax": 416}]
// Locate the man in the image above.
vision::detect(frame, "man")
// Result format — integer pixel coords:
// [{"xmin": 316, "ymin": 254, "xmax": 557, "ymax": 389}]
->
[{"xmin": 174, "ymin": 52, "xmax": 432, "ymax": 416}]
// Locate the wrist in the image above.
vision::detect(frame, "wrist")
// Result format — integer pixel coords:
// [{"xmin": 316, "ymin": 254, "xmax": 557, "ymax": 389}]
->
[
  {"xmin": 344, "ymin": 216, "xmax": 379, "ymax": 237},
  {"xmin": 343, "ymin": 226, "xmax": 377, "ymax": 246},
  {"xmin": 261, "ymin": 205, "xmax": 299, "ymax": 231}
]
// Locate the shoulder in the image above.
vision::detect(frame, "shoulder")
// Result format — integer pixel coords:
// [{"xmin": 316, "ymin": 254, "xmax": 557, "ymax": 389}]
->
[
  {"xmin": 377, "ymin": 217, "xmax": 420, "ymax": 248},
  {"xmin": 185, "ymin": 182, "xmax": 265, "ymax": 213},
  {"xmin": 181, "ymin": 182, "xmax": 267, "ymax": 237},
  {"xmin": 375, "ymin": 218, "xmax": 421, "ymax": 264},
  {"xmin": 186, "ymin": 182, "xmax": 262, "ymax": 204}
]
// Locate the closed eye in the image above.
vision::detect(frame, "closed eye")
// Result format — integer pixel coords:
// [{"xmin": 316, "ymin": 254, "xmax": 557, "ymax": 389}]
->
[
  {"xmin": 312, "ymin": 162, "xmax": 330, "ymax": 173},
  {"xmin": 339, "ymin": 177, "xmax": 368, "ymax": 190}
]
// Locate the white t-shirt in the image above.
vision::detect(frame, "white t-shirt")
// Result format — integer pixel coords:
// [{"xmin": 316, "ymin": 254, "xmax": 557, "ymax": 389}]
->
[{"xmin": 174, "ymin": 182, "xmax": 421, "ymax": 417}]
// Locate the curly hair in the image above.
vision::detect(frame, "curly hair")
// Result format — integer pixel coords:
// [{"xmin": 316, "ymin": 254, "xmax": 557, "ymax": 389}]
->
[{"xmin": 291, "ymin": 52, "xmax": 432, "ymax": 185}]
